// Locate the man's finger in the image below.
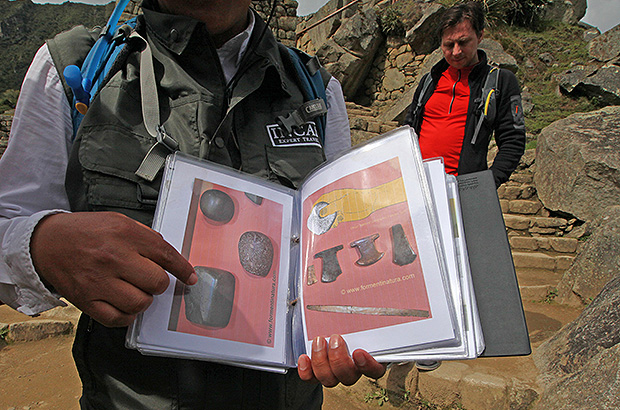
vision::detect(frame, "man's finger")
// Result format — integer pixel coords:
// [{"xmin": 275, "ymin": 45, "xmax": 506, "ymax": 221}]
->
[
  {"xmin": 327, "ymin": 334, "xmax": 360, "ymax": 386},
  {"xmin": 352, "ymin": 349, "xmax": 387, "ymax": 380},
  {"xmin": 309, "ymin": 336, "xmax": 339, "ymax": 387},
  {"xmin": 133, "ymin": 223, "xmax": 197, "ymax": 286}
]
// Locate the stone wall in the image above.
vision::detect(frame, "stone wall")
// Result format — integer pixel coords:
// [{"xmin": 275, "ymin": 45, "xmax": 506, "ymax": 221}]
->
[
  {"xmin": 120, "ymin": 0, "xmax": 299, "ymax": 47},
  {"xmin": 360, "ymin": 37, "xmax": 420, "ymax": 107}
]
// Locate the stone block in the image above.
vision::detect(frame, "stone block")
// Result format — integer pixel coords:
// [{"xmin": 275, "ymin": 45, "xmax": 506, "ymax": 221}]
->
[
  {"xmin": 350, "ymin": 117, "xmax": 368, "ymax": 130},
  {"xmin": 510, "ymin": 173, "xmax": 533, "ymax": 184},
  {"xmin": 532, "ymin": 216, "xmax": 568, "ymax": 229},
  {"xmin": 6, "ymin": 320, "xmax": 73, "ymax": 342},
  {"xmin": 548, "ymin": 237, "xmax": 578, "ymax": 253},
  {"xmin": 504, "ymin": 215, "xmax": 531, "ymax": 230},
  {"xmin": 510, "ymin": 236, "xmax": 539, "ymax": 251},
  {"xmin": 460, "ymin": 372, "xmax": 508, "ymax": 410},
  {"xmin": 418, "ymin": 362, "xmax": 470, "ymax": 406},
  {"xmin": 529, "ymin": 227, "xmax": 559, "ymax": 235},
  {"xmin": 509, "ymin": 200, "xmax": 543, "ymax": 215},
  {"xmin": 500, "ymin": 199, "xmax": 510, "ymax": 213},
  {"xmin": 556, "ymin": 255, "xmax": 575, "ymax": 271},
  {"xmin": 367, "ymin": 121, "xmax": 382, "ymax": 134},
  {"xmin": 512, "ymin": 252, "xmax": 557, "ymax": 270},
  {"xmin": 520, "ymin": 185, "xmax": 536, "ymax": 199},
  {"xmin": 503, "ymin": 186, "xmax": 522, "ymax": 200}
]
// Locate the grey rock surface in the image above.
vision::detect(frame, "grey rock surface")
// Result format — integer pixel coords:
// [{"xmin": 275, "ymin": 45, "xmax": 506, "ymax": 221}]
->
[
  {"xmin": 588, "ymin": 23, "xmax": 620, "ymax": 62},
  {"xmin": 542, "ymin": 0, "xmax": 587, "ymax": 24},
  {"xmin": 533, "ymin": 275, "xmax": 620, "ymax": 410},
  {"xmin": 404, "ymin": 2, "xmax": 444, "ymax": 55},
  {"xmin": 556, "ymin": 206, "xmax": 620, "ymax": 306},
  {"xmin": 534, "ymin": 106, "xmax": 620, "ymax": 222}
]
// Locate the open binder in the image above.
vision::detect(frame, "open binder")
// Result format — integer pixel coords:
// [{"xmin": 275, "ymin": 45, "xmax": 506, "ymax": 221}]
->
[{"xmin": 126, "ymin": 126, "xmax": 529, "ymax": 373}]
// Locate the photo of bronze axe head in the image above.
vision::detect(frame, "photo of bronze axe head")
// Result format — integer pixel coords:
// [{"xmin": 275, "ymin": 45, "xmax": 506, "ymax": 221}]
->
[{"xmin": 307, "ymin": 177, "xmax": 407, "ymax": 235}]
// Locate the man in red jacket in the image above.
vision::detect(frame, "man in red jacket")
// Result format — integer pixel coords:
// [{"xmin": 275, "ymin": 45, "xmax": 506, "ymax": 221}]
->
[{"xmin": 405, "ymin": 1, "xmax": 526, "ymax": 188}]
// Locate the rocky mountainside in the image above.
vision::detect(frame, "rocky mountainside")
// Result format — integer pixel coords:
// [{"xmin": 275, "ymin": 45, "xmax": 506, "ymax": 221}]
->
[{"xmin": 0, "ymin": 0, "xmax": 114, "ymax": 93}]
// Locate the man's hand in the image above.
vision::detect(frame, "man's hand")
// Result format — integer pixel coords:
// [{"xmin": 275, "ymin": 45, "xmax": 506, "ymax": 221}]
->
[
  {"xmin": 30, "ymin": 212, "xmax": 197, "ymax": 327},
  {"xmin": 297, "ymin": 334, "xmax": 386, "ymax": 387}
]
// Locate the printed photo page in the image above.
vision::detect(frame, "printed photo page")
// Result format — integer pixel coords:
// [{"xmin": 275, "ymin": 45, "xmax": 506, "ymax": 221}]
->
[
  {"xmin": 128, "ymin": 153, "xmax": 297, "ymax": 368},
  {"xmin": 298, "ymin": 127, "xmax": 459, "ymax": 356}
]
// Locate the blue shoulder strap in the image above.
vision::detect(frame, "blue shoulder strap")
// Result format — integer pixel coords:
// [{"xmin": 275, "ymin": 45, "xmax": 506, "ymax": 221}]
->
[{"xmin": 64, "ymin": 0, "xmax": 135, "ymax": 137}]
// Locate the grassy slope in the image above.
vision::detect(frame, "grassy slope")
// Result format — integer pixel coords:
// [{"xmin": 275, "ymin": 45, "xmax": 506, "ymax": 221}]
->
[{"xmin": 487, "ymin": 22, "xmax": 599, "ymax": 145}]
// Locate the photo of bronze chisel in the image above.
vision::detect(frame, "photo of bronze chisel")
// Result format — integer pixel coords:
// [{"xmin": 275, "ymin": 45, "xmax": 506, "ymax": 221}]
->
[{"xmin": 306, "ymin": 304, "xmax": 429, "ymax": 317}]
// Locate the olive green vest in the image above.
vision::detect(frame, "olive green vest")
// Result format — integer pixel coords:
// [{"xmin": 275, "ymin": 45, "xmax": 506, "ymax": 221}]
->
[
  {"xmin": 52, "ymin": 9, "xmax": 325, "ymax": 227},
  {"xmin": 47, "ymin": 8, "xmax": 325, "ymax": 410}
]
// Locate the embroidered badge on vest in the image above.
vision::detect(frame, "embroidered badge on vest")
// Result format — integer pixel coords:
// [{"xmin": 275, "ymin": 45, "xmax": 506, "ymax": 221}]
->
[{"xmin": 266, "ymin": 122, "xmax": 322, "ymax": 148}]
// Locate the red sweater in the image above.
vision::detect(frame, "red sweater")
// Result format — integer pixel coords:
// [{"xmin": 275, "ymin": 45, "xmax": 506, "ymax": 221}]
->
[{"xmin": 418, "ymin": 65, "xmax": 473, "ymax": 175}]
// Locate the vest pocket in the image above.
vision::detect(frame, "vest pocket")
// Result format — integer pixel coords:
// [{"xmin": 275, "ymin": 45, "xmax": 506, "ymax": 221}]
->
[
  {"xmin": 264, "ymin": 145, "xmax": 325, "ymax": 189},
  {"xmin": 78, "ymin": 124, "xmax": 161, "ymax": 213}
]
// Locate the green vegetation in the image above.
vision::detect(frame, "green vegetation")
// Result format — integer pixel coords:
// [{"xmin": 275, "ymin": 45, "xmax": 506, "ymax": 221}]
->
[
  {"xmin": 380, "ymin": 7, "xmax": 406, "ymax": 37},
  {"xmin": 488, "ymin": 22, "xmax": 600, "ymax": 135},
  {"xmin": 544, "ymin": 288, "xmax": 559, "ymax": 304},
  {"xmin": 364, "ymin": 388, "xmax": 390, "ymax": 406}
]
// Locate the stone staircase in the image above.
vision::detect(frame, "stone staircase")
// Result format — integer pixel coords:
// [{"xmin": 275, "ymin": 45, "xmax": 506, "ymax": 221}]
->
[{"xmin": 328, "ymin": 108, "xmax": 584, "ymax": 410}]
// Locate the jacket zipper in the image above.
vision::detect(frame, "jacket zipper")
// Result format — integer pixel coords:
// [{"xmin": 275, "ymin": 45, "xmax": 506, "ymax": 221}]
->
[{"xmin": 448, "ymin": 70, "xmax": 461, "ymax": 114}]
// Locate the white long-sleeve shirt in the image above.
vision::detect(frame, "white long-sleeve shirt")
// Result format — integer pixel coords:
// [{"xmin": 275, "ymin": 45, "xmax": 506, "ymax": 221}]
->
[{"xmin": 0, "ymin": 37, "xmax": 351, "ymax": 315}]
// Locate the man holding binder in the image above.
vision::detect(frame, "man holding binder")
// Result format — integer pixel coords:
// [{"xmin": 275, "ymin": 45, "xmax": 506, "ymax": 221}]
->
[
  {"xmin": 404, "ymin": 1, "xmax": 526, "ymax": 188},
  {"xmin": 0, "ymin": 0, "xmax": 385, "ymax": 408}
]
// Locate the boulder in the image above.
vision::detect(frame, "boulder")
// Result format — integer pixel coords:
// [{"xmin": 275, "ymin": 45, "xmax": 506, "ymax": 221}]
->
[
  {"xmin": 299, "ymin": 0, "xmax": 383, "ymax": 98},
  {"xmin": 556, "ymin": 206, "xmax": 620, "ymax": 306},
  {"xmin": 541, "ymin": 0, "xmax": 587, "ymax": 24},
  {"xmin": 533, "ymin": 274, "xmax": 620, "ymax": 410},
  {"xmin": 558, "ymin": 63, "xmax": 620, "ymax": 106},
  {"xmin": 579, "ymin": 64, "xmax": 620, "ymax": 106},
  {"xmin": 557, "ymin": 64, "xmax": 598, "ymax": 94},
  {"xmin": 588, "ymin": 23, "xmax": 620, "ymax": 62},
  {"xmin": 404, "ymin": 2, "xmax": 444, "ymax": 55},
  {"xmin": 479, "ymin": 39, "xmax": 519, "ymax": 73},
  {"xmin": 534, "ymin": 106, "xmax": 620, "ymax": 222}
]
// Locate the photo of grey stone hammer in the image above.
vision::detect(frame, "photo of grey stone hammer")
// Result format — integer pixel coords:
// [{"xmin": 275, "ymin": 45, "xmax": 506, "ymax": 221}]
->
[{"xmin": 184, "ymin": 266, "xmax": 236, "ymax": 328}]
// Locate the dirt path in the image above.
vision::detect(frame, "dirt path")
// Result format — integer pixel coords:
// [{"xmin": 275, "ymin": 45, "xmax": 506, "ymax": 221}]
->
[{"xmin": 0, "ymin": 335, "xmax": 80, "ymax": 410}]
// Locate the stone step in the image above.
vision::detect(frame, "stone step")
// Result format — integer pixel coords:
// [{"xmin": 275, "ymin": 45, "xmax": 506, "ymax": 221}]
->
[
  {"xmin": 509, "ymin": 236, "xmax": 579, "ymax": 254},
  {"xmin": 512, "ymin": 251, "xmax": 574, "ymax": 272}
]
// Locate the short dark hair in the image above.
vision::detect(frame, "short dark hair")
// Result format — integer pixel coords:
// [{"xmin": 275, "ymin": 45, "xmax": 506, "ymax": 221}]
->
[{"xmin": 438, "ymin": 1, "xmax": 485, "ymax": 39}]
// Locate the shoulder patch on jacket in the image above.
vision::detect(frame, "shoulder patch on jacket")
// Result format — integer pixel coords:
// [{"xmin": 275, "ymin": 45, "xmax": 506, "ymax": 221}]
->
[{"xmin": 510, "ymin": 95, "xmax": 525, "ymax": 130}]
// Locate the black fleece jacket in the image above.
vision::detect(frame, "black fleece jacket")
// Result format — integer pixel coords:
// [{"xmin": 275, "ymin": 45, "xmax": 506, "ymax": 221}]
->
[{"xmin": 405, "ymin": 50, "xmax": 526, "ymax": 187}]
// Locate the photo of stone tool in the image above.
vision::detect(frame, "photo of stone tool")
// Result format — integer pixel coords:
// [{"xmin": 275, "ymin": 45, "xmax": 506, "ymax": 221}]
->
[
  {"xmin": 238, "ymin": 231, "xmax": 274, "ymax": 277},
  {"xmin": 199, "ymin": 189, "xmax": 235, "ymax": 223},
  {"xmin": 390, "ymin": 223, "xmax": 417, "ymax": 266},
  {"xmin": 184, "ymin": 266, "xmax": 236, "ymax": 328},
  {"xmin": 307, "ymin": 177, "xmax": 407, "ymax": 235},
  {"xmin": 314, "ymin": 244, "xmax": 344, "ymax": 283},
  {"xmin": 306, "ymin": 304, "xmax": 430, "ymax": 318},
  {"xmin": 244, "ymin": 192, "xmax": 263, "ymax": 205}
]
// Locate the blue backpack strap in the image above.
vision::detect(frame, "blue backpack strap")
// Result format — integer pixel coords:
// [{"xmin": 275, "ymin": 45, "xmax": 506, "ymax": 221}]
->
[
  {"xmin": 63, "ymin": 0, "xmax": 135, "ymax": 137},
  {"xmin": 278, "ymin": 46, "xmax": 330, "ymax": 145}
]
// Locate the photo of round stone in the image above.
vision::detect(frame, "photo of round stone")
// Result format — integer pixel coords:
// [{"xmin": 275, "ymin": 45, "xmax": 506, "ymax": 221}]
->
[
  {"xmin": 238, "ymin": 231, "xmax": 274, "ymax": 277},
  {"xmin": 199, "ymin": 189, "xmax": 235, "ymax": 223}
]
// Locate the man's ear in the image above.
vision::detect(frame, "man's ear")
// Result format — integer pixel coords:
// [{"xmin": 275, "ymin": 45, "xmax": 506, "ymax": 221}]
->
[{"xmin": 478, "ymin": 29, "xmax": 484, "ymax": 42}]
